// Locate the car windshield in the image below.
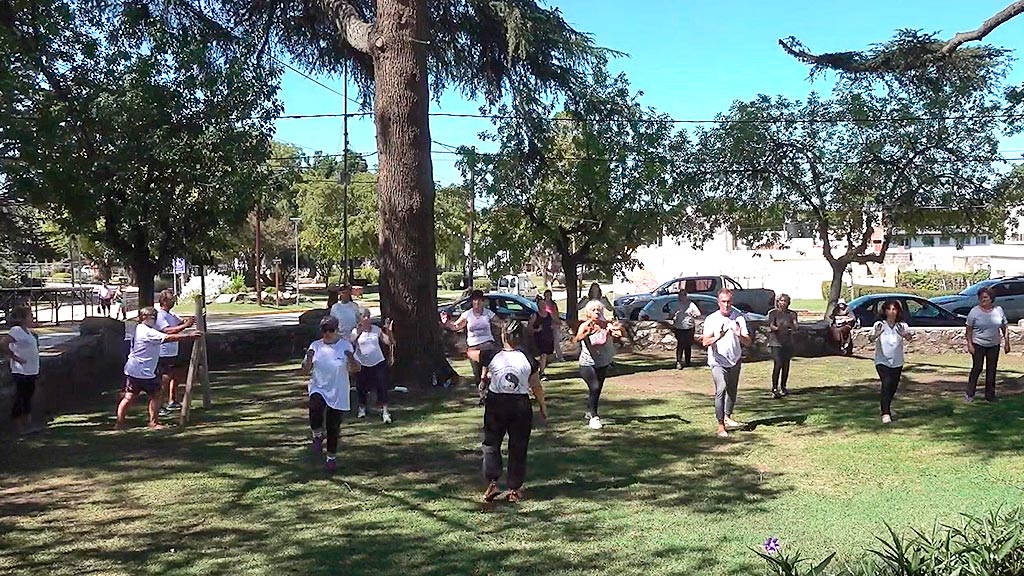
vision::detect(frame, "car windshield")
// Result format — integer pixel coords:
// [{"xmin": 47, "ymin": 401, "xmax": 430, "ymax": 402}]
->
[{"xmin": 959, "ymin": 282, "xmax": 988, "ymax": 296}]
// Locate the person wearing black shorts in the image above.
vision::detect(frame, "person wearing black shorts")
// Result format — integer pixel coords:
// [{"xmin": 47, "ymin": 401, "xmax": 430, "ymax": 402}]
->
[
  {"xmin": 116, "ymin": 307, "xmax": 201, "ymax": 430},
  {"xmin": 156, "ymin": 290, "xmax": 195, "ymax": 414}
]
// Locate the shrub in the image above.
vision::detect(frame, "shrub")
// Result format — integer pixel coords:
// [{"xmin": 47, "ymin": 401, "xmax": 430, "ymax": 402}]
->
[
  {"xmin": 439, "ymin": 271, "xmax": 464, "ymax": 290},
  {"xmin": 154, "ymin": 276, "xmax": 173, "ymax": 292},
  {"xmin": 265, "ymin": 286, "xmax": 277, "ymax": 295},
  {"xmin": 473, "ymin": 277, "xmax": 492, "ymax": 291},
  {"xmin": 757, "ymin": 507, "xmax": 1024, "ymax": 576},
  {"xmin": 355, "ymin": 266, "xmax": 380, "ymax": 284},
  {"xmin": 820, "ymin": 281, "xmax": 955, "ymax": 301},
  {"xmin": 221, "ymin": 274, "xmax": 247, "ymax": 295},
  {"xmin": 51, "ymin": 272, "xmax": 72, "ymax": 282},
  {"xmin": 897, "ymin": 270, "xmax": 989, "ymax": 292}
]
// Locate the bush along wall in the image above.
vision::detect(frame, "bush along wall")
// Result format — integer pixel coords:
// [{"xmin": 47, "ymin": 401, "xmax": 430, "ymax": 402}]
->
[
  {"xmin": 897, "ymin": 270, "xmax": 989, "ymax": 292},
  {"xmin": 756, "ymin": 508, "xmax": 1024, "ymax": 576},
  {"xmin": 820, "ymin": 281, "xmax": 957, "ymax": 301}
]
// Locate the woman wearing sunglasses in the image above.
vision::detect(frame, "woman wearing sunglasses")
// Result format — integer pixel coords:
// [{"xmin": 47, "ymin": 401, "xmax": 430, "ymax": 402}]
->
[{"xmin": 302, "ymin": 315, "xmax": 360, "ymax": 473}]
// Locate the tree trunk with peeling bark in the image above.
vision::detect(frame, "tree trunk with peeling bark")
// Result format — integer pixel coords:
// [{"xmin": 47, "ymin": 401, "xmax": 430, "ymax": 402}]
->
[{"xmin": 372, "ymin": 0, "xmax": 441, "ymax": 386}]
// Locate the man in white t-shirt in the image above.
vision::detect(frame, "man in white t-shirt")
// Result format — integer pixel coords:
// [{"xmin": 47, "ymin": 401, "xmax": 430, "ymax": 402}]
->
[
  {"xmin": 96, "ymin": 282, "xmax": 113, "ymax": 316},
  {"xmin": 155, "ymin": 290, "xmax": 195, "ymax": 413},
  {"xmin": 701, "ymin": 289, "xmax": 752, "ymax": 438},
  {"xmin": 329, "ymin": 284, "xmax": 360, "ymax": 342},
  {"xmin": 116, "ymin": 306, "xmax": 201, "ymax": 430}
]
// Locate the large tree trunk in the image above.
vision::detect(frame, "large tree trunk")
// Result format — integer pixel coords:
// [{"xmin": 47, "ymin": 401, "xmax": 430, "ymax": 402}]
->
[
  {"xmin": 562, "ymin": 253, "xmax": 580, "ymax": 330},
  {"xmin": 131, "ymin": 250, "xmax": 158, "ymax": 309},
  {"xmin": 825, "ymin": 260, "xmax": 848, "ymax": 319},
  {"xmin": 374, "ymin": 0, "xmax": 440, "ymax": 387}
]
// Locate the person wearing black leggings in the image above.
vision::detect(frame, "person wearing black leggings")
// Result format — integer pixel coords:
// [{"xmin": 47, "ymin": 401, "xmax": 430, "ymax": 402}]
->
[
  {"xmin": 302, "ymin": 315, "xmax": 360, "ymax": 473},
  {"xmin": 672, "ymin": 290, "xmax": 700, "ymax": 369},
  {"xmin": 767, "ymin": 294, "xmax": 798, "ymax": 398},
  {"xmin": 965, "ymin": 287, "xmax": 1010, "ymax": 402},
  {"xmin": 575, "ymin": 300, "xmax": 623, "ymax": 430},
  {"xmin": 870, "ymin": 300, "xmax": 913, "ymax": 424}
]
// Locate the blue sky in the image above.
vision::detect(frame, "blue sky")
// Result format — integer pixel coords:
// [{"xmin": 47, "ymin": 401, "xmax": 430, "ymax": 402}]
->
[{"xmin": 271, "ymin": 0, "xmax": 1024, "ymax": 184}]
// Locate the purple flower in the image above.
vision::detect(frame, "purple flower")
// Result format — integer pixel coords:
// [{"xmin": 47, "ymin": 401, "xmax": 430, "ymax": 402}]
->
[{"xmin": 764, "ymin": 537, "xmax": 781, "ymax": 554}]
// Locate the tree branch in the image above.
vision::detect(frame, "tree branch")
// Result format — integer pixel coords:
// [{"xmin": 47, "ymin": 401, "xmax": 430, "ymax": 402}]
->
[
  {"xmin": 942, "ymin": 0, "xmax": 1024, "ymax": 55},
  {"xmin": 318, "ymin": 0, "xmax": 373, "ymax": 54}
]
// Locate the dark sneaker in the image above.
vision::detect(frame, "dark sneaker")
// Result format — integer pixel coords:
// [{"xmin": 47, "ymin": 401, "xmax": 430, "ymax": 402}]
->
[
  {"xmin": 312, "ymin": 437, "xmax": 323, "ymax": 454},
  {"xmin": 325, "ymin": 458, "xmax": 337, "ymax": 474}
]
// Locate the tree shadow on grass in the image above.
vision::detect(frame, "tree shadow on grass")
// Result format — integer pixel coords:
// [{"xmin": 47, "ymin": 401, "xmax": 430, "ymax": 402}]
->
[{"xmin": 1, "ymin": 362, "xmax": 777, "ymax": 576}]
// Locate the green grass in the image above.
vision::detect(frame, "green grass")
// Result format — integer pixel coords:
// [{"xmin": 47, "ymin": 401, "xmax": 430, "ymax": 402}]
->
[
  {"xmin": 791, "ymin": 299, "xmax": 827, "ymax": 314},
  {"xmin": 204, "ymin": 300, "xmax": 323, "ymax": 315},
  {"xmin": 3, "ymin": 354, "xmax": 1024, "ymax": 575}
]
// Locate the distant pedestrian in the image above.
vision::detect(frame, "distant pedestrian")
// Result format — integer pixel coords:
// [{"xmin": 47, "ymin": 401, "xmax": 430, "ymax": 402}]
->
[
  {"xmin": 530, "ymin": 296, "xmax": 555, "ymax": 380},
  {"xmin": 541, "ymin": 290, "xmax": 564, "ymax": 361},
  {"xmin": 443, "ymin": 290, "xmax": 497, "ymax": 387},
  {"xmin": 114, "ymin": 283, "xmax": 128, "ymax": 321},
  {"xmin": 574, "ymin": 300, "xmax": 623, "ymax": 430},
  {"xmin": 578, "ymin": 282, "xmax": 613, "ymax": 312},
  {"xmin": 479, "ymin": 320, "xmax": 548, "ymax": 503},
  {"xmin": 767, "ymin": 294, "xmax": 798, "ymax": 398},
  {"xmin": 672, "ymin": 290, "xmax": 701, "ymax": 369},
  {"xmin": 329, "ymin": 284, "xmax": 360, "ymax": 342},
  {"xmin": 96, "ymin": 281, "xmax": 113, "ymax": 316},
  {"xmin": 156, "ymin": 290, "xmax": 195, "ymax": 414},
  {"xmin": 870, "ymin": 300, "xmax": 913, "ymax": 424},
  {"xmin": 2, "ymin": 307, "xmax": 42, "ymax": 435},
  {"xmin": 965, "ymin": 287, "xmax": 1009, "ymax": 402},
  {"xmin": 116, "ymin": 307, "xmax": 202, "ymax": 430},
  {"xmin": 302, "ymin": 315, "xmax": 359, "ymax": 473},
  {"xmin": 352, "ymin": 308, "xmax": 393, "ymax": 423},
  {"xmin": 701, "ymin": 289, "xmax": 751, "ymax": 438}
]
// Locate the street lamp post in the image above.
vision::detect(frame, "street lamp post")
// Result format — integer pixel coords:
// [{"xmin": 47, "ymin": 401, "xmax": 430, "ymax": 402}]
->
[
  {"xmin": 272, "ymin": 258, "xmax": 282, "ymax": 306},
  {"xmin": 290, "ymin": 217, "xmax": 301, "ymax": 306}
]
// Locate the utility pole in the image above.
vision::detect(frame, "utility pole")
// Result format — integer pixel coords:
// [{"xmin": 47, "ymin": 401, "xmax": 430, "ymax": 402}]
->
[
  {"xmin": 463, "ymin": 151, "xmax": 477, "ymax": 290},
  {"xmin": 290, "ymin": 217, "xmax": 301, "ymax": 305},
  {"xmin": 342, "ymin": 60, "xmax": 351, "ymax": 285},
  {"xmin": 255, "ymin": 200, "xmax": 263, "ymax": 306}
]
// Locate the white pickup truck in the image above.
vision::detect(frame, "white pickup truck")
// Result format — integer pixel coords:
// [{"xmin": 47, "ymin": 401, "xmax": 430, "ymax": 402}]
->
[{"xmin": 613, "ymin": 275, "xmax": 776, "ymax": 320}]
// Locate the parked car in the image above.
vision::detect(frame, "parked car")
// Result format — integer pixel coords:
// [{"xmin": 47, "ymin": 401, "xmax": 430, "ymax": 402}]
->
[
  {"xmin": 847, "ymin": 294, "xmax": 966, "ymax": 328},
  {"xmin": 638, "ymin": 294, "xmax": 767, "ymax": 323},
  {"xmin": 614, "ymin": 275, "xmax": 776, "ymax": 320},
  {"xmin": 495, "ymin": 274, "xmax": 539, "ymax": 298},
  {"xmin": 930, "ymin": 276, "xmax": 1024, "ymax": 322},
  {"xmin": 438, "ymin": 292, "xmax": 540, "ymax": 323}
]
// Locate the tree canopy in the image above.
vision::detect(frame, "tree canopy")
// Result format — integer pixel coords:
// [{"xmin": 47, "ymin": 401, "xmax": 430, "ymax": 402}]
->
[
  {"xmin": 695, "ymin": 75, "xmax": 1018, "ymax": 311},
  {"xmin": 480, "ymin": 68, "xmax": 688, "ymax": 319},
  {"xmin": 2, "ymin": 1, "xmax": 281, "ymax": 304}
]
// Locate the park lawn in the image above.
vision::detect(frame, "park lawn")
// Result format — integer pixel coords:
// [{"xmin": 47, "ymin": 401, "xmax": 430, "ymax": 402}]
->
[
  {"xmin": 791, "ymin": 298, "xmax": 827, "ymax": 314},
  {"xmin": 3, "ymin": 353, "xmax": 1024, "ymax": 575},
  {"xmin": 204, "ymin": 300, "xmax": 327, "ymax": 316}
]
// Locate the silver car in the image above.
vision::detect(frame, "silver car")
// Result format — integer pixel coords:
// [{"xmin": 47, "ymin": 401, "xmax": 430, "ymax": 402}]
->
[
  {"xmin": 930, "ymin": 277, "xmax": 1024, "ymax": 322},
  {"xmin": 637, "ymin": 294, "xmax": 767, "ymax": 323}
]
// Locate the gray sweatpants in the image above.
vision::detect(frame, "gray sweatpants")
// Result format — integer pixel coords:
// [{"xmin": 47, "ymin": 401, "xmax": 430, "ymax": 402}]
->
[{"xmin": 712, "ymin": 364, "xmax": 742, "ymax": 423}]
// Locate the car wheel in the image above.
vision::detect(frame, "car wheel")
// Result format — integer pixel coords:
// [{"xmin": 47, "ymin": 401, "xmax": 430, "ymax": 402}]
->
[{"xmin": 630, "ymin": 309, "xmax": 641, "ymax": 321}]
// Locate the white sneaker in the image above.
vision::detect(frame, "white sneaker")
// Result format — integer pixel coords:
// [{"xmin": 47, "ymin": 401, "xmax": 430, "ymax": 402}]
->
[
  {"xmin": 723, "ymin": 417, "xmax": 742, "ymax": 428},
  {"xmin": 357, "ymin": 407, "xmax": 367, "ymax": 419},
  {"xmin": 588, "ymin": 416, "xmax": 603, "ymax": 430},
  {"xmin": 382, "ymin": 410, "xmax": 392, "ymax": 424},
  {"xmin": 881, "ymin": 414, "xmax": 892, "ymax": 424}
]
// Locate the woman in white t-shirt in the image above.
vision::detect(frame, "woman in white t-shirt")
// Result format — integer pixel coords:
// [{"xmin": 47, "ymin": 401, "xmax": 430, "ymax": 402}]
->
[
  {"xmin": 352, "ymin": 308, "xmax": 394, "ymax": 423},
  {"xmin": 116, "ymin": 307, "xmax": 202, "ymax": 430},
  {"xmin": 869, "ymin": 300, "xmax": 913, "ymax": 424},
  {"xmin": 3, "ymin": 307, "xmax": 42, "ymax": 435},
  {"xmin": 302, "ymin": 315, "xmax": 360, "ymax": 473},
  {"xmin": 443, "ymin": 290, "xmax": 497, "ymax": 388},
  {"xmin": 672, "ymin": 290, "xmax": 701, "ymax": 369},
  {"xmin": 574, "ymin": 300, "xmax": 624, "ymax": 430},
  {"xmin": 479, "ymin": 321, "xmax": 548, "ymax": 503}
]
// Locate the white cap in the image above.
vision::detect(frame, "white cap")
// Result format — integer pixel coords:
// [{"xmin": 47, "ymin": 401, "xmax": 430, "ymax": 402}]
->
[{"xmin": 837, "ymin": 298, "xmax": 847, "ymax": 306}]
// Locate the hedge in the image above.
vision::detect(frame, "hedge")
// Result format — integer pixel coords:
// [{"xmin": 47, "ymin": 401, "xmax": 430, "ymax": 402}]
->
[
  {"xmin": 439, "ymin": 271, "xmax": 464, "ymax": 290},
  {"xmin": 354, "ymin": 266, "xmax": 380, "ymax": 284},
  {"xmin": 473, "ymin": 277, "xmax": 492, "ymax": 290},
  {"xmin": 897, "ymin": 269, "xmax": 988, "ymax": 292},
  {"xmin": 820, "ymin": 281, "xmax": 956, "ymax": 301}
]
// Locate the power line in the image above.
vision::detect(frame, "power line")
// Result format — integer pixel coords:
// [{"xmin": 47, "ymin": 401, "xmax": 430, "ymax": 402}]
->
[{"xmin": 275, "ymin": 110, "xmax": 1024, "ymax": 125}]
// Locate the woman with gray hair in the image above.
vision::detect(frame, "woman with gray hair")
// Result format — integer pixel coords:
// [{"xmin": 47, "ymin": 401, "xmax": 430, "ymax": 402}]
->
[
  {"xmin": 352, "ymin": 307, "xmax": 394, "ymax": 423},
  {"xmin": 574, "ymin": 300, "xmax": 624, "ymax": 430},
  {"xmin": 117, "ymin": 306, "xmax": 202, "ymax": 430}
]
